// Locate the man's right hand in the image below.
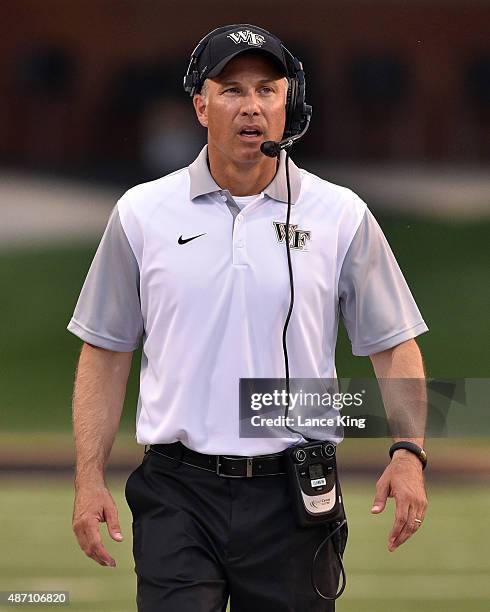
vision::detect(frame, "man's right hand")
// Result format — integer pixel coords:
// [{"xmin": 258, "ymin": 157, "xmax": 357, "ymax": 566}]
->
[{"xmin": 72, "ymin": 481, "xmax": 124, "ymax": 567}]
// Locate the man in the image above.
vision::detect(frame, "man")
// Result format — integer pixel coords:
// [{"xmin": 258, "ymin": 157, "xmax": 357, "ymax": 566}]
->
[{"xmin": 68, "ymin": 24, "xmax": 428, "ymax": 611}]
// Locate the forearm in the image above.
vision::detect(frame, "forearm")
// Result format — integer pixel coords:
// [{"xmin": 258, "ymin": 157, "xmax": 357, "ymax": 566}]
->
[
  {"xmin": 370, "ymin": 339, "xmax": 427, "ymax": 448},
  {"xmin": 72, "ymin": 343, "xmax": 133, "ymax": 487}
]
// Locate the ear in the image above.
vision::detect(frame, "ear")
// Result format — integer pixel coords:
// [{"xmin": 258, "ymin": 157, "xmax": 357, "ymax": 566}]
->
[{"xmin": 193, "ymin": 94, "xmax": 208, "ymax": 128}]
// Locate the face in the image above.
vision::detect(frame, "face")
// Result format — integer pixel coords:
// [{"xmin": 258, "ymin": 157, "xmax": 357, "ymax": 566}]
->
[{"xmin": 193, "ymin": 53, "xmax": 287, "ymax": 164}]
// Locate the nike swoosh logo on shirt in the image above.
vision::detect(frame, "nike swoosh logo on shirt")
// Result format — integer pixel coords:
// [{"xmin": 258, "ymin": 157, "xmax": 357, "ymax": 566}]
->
[{"xmin": 178, "ymin": 233, "xmax": 206, "ymax": 245}]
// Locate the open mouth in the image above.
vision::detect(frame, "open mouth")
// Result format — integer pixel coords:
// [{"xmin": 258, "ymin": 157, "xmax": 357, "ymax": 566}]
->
[{"xmin": 238, "ymin": 128, "xmax": 263, "ymax": 139}]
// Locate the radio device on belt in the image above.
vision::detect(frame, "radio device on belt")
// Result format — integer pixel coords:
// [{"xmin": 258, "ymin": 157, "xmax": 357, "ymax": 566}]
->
[{"xmin": 285, "ymin": 440, "xmax": 344, "ymax": 526}]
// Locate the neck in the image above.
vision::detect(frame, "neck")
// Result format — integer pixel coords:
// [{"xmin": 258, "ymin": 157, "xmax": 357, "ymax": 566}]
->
[{"xmin": 207, "ymin": 143, "xmax": 278, "ymax": 196}]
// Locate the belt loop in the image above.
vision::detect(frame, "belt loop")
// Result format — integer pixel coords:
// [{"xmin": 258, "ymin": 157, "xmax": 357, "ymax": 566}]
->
[
  {"xmin": 175, "ymin": 442, "xmax": 185, "ymax": 462},
  {"xmin": 246, "ymin": 458, "xmax": 253, "ymax": 477},
  {"xmin": 144, "ymin": 444, "xmax": 150, "ymax": 455}
]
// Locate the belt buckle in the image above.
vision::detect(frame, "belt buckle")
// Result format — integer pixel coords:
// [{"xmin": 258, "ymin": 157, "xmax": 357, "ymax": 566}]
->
[{"xmin": 216, "ymin": 455, "xmax": 253, "ymax": 478}]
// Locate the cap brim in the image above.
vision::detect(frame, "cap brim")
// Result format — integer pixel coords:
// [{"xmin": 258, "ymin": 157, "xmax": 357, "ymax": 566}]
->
[{"xmin": 206, "ymin": 49, "xmax": 288, "ymax": 79}]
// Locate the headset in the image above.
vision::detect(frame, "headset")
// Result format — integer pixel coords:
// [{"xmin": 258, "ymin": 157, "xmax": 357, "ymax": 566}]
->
[
  {"xmin": 183, "ymin": 24, "xmax": 312, "ymax": 142},
  {"xmin": 183, "ymin": 26, "xmax": 345, "ymax": 602}
]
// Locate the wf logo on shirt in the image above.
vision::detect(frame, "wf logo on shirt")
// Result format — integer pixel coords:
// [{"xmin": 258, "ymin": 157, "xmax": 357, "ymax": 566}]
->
[
  {"xmin": 273, "ymin": 222, "xmax": 311, "ymax": 250},
  {"xmin": 227, "ymin": 30, "xmax": 266, "ymax": 47}
]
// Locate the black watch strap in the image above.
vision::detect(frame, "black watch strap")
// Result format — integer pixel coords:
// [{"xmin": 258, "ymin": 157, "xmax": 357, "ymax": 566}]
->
[{"xmin": 389, "ymin": 441, "xmax": 427, "ymax": 470}]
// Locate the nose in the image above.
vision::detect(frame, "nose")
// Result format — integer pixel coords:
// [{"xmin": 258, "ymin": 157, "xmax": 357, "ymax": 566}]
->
[{"xmin": 240, "ymin": 91, "xmax": 261, "ymax": 117}]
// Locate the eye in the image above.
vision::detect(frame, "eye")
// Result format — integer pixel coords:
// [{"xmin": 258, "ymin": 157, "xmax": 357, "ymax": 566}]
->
[
  {"xmin": 223, "ymin": 87, "xmax": 240, "ymax": 94},
  {"xmin": 259, "ymin": 86, "xmax": 274, "ymax": 94}
]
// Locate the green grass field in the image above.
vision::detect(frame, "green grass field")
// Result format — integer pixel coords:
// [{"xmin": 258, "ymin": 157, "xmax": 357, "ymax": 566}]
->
[
  {"xmin": 0, "ymin": 476, "xmax": 489, "ymax": 612},
  {"xmin": 1, "ymin": 214, "xmax": 489, "ymax": 609},
  {"xmin": 0, "ymin": 215, "xmax": 488, "ymax": 433}
]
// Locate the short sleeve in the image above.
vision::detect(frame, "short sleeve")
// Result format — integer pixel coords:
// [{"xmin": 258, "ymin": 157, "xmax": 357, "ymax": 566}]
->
[
  {"xmin": 338, "ymin": 208, "xmax": 428, "ymax": 356},
  {"xmin": 67, "ymin": 203, "xmax": 144, "ymax": 351}
]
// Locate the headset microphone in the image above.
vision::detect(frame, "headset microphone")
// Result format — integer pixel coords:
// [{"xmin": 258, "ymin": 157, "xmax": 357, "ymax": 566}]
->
[{"xmin": 260, "ymin": 113, "xmax": 312, "ymax": 158}]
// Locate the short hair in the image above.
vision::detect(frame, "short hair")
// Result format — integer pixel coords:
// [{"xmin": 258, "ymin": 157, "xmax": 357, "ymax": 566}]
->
[{"xmin": 200, "ymin": 79, "xmax": 209, "ymax": 103}]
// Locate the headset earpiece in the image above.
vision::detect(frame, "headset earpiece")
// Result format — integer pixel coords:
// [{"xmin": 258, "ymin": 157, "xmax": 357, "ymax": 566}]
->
[
  {"xmin": 183, "ymin": 69, "xmax": 199, "ymax": 97},
  {"xmin": 281, "ymin": 51, "xmax": 311, "ymax": 139},
  {"xmin": 284, "ymin": 75, "xmax": 299, "ymax": 139}
]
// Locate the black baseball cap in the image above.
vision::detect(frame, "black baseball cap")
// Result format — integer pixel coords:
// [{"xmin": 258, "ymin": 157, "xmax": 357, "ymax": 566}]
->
[{"xmin": 196, "ymin": 24, "xmax": 289, "ymax": 83}]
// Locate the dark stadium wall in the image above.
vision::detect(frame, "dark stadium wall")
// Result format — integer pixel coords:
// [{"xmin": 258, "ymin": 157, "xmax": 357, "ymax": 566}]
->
[{"xmin": 0, "ymin": 1, "xmax": 488, "ymax": 165}]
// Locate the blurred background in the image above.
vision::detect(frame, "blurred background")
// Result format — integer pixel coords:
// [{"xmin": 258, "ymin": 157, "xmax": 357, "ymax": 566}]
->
[{"xmin": 0, "ymin": 1, "xmax": 489, "ymax": 611}]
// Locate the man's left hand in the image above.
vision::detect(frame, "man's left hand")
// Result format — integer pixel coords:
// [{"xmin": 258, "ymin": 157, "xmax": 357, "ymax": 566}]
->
[{"xmin": 371, "ymin": 450, "xmax": 428, "ymax": 552}]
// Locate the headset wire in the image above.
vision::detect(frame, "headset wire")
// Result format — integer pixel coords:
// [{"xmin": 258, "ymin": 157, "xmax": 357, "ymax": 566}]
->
[{"xmin": 283, "ymin": 150, "xmax": 347, "ymax": 601}]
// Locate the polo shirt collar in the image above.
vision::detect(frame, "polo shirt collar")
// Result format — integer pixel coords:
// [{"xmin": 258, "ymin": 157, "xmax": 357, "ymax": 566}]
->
[{"xmin": 188, "ymin": 145, "xmax": 301, "ymax": 204}]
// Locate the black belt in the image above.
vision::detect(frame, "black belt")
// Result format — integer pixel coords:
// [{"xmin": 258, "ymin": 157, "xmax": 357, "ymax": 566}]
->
[{"xmin": 147, "ymin": 442, "xmax": 287, "ymax": 478}]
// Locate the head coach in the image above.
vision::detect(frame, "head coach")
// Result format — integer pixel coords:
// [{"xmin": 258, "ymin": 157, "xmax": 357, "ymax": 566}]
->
[{"xmin": 68, "ymin": 24, "xmax": 429, "ymax": 611}]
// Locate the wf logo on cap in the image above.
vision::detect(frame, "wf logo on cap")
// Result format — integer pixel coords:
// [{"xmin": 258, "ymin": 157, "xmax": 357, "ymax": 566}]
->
[{"xmin": 227, "ymin": 30, "xmax": 266, "ymax": 47}]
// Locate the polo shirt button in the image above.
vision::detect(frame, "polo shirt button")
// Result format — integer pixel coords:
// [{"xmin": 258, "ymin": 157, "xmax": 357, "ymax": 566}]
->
[
  {"xmin": 236, "ymin": 216, "xmax": 242, "ymax": 223},
  {"xmin": 237, "ymin": 240, "xmax": 244, "ymax": 248},
  {"xmin": 220, "ymin": 195, "xmax": 227, "ymax": 201}
]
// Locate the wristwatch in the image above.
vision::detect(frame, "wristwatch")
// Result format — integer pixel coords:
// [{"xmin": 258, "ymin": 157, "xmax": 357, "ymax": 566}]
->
[{"xmin": 389, "ymin": 441, "xmax": 427, "ymax": 470}]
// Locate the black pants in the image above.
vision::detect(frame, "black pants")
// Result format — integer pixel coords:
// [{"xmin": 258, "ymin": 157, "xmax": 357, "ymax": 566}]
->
[{"xmin": 125, "ymin": 448, "xmax": 347, "ymax": 612}]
